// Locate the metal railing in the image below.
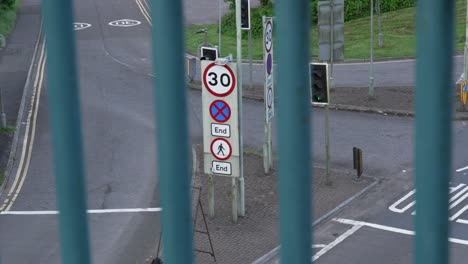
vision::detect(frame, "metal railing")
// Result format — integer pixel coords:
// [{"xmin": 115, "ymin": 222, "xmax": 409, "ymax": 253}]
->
[{"xmin": 40, "ymin": 0, "xmax": 453, "ymax": 263}]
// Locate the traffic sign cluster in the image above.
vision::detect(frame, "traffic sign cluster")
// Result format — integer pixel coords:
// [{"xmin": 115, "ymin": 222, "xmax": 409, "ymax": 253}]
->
[
  {"xmin": 202, "ymin": 61, "xmax": 240, "ymax": 177},
  {"xmin": 263, "ymin": 17, "xmax": 275, "ymax": 122}
]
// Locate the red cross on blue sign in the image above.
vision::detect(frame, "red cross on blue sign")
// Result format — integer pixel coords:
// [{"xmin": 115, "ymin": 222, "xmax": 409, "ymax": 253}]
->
[{"xmin": 210, "ymin": 100, "xmax": 231, "ymax": 123}]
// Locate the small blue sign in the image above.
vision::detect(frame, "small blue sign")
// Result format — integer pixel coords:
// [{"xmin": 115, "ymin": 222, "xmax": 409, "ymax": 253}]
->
[
  {"xmin": 210, "ymin": 100, "xmax": 231, "ymax": 123},
  {"xmin": 463, "ymin": 83, "xmax": 467, "ymax": 92}
]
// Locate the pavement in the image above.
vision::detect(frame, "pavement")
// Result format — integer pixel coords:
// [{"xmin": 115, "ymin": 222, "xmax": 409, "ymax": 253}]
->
[
  {"xmin": 0, "ymin": 0, "xmax": 467, "ymax": 264},
  {"xmin": 190, "ymin": 145, "xmax": 375, "ymax": 264},
  {"xmin": 0, "ymin": 0, "xmax": 41, "ymax": 183}
]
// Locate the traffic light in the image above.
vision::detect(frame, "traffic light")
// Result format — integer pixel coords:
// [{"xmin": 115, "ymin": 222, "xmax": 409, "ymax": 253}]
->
[
  {"xmin": 241, "ymin": 0, "xmax": 250, "ymax": 30},
  {"xmin": 310, "ymin": 63, "xmax": 329, "ymax": 104}
]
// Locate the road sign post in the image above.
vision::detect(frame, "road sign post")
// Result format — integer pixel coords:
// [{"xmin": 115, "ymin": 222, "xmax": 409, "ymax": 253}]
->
[
  {"xmin": 201, "ymin": 59, "xmax": 241, "ymax": 222},
  {"xmin": 263, "ymin": 16, "xmax": 275, "ymax": 174},
  {"xmin": 0, "ymin": 33, "xmax": 7, "ymax": 128}
]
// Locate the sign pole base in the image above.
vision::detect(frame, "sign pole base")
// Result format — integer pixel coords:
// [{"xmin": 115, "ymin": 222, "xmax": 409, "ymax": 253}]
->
[
  {"xmin": 263, "ymin": 123, "xmax": 269, "ymax": 174},
  {"xmin": 208, "ymin": 174, "xmax": 215, "ymax": 218},
  {"xmin": 325, "ymin": 104, "xmax": 331, "ymax": 185},
  {"xmin": 232, "ymin": 178, "xmax": 238, "ymax": 222},
  {"xmin": 268, "ymin": 121, "xmax": 273, "ymax": 169}
]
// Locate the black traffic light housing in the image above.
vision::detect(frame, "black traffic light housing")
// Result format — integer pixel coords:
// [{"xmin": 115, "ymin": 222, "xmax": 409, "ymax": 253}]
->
[
  {"xmin": 241, "ymin": 0, "xmax": 250, "ymax": 30},
  {"xmin": 310, "ymin": 63, "xmax": 329, "ymax": 104}
]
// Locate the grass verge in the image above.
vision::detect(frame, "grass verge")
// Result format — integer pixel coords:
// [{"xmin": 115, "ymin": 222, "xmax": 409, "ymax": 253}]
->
[
  {"xmin": 0, "ymin": 0, "xmax": 20, "ymax": 37},
  {"xmin": 185, "ymin": 0, "xmax": 466, "ymax": 60},
  {"xmin": 0, "ymin": 126, "xmax": 15, "ymax": 133}
]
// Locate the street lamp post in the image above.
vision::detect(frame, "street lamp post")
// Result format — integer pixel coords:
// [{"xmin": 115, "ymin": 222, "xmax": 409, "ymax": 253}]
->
[
  {"xmin": 377, "ymin": 0, "xmax": 383, "ymax": 48},
  {"xmin": 464, "ymin": 0, "xmax": 468, "ymax": 84},
  {"xmin": 368, "ymin": 0, "xmax": 375, "ymax": 98},
  {"xmin": 0, "ymin": 34, "xmax": 7, "ymax": 128}
]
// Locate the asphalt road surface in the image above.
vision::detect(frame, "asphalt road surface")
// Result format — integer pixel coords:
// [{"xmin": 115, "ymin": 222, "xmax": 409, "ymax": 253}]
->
[{"xmin": 1, "ymin": 0, "xmax": 467, "ymax": 263}]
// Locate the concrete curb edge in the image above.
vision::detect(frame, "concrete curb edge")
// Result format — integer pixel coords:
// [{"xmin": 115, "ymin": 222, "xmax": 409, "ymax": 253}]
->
[
  {"xmin": 187, "ymin": 82, "xmax": 468, "ymax": 121},
  {"xmin": 1, "ymin": 22, "xmax": 42, "ymax": 192}
]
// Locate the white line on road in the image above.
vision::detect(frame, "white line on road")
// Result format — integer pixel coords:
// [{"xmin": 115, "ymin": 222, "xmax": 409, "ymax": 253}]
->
[
  {"xmin": 457, "ymin": 219, "xmax": 468, "ymax": 225},
  {"xmin": 456, "ymin": 165, "xmax": 468, "ymax": 172},
  {"xmin": 333, "ymin": 218, "xmax": 468, "ymax": 246},
  {"xmin": 0, "ymin": 208, "xmax": 162, "ymax": 215},
  {"xmin": 312, "ymin": 244, "xmax": 327, "ymax": 249},
  {"xmin": 312, "ymin": 225, "xmax": 362, "ymax": 262}
]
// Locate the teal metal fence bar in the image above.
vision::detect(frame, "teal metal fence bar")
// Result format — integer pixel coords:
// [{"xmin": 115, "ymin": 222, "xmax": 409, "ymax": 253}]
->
[
  {"xmin": 150, "ymin": 1, "xmax": 194, "ymax": 263},
  {"xmin": 275, "ymin": 0, "xmax": 312, "ymax": 262},
  {"xmin": 41, "ymin": 0, "xmax": 91, "ymax": 263},
  {"xmin": 414, "ymin": 0, "xmax": 454, "ymax": 264}
]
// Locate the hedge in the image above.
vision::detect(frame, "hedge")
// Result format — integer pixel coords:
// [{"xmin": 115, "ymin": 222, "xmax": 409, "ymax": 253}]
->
[
  {"xmin": 221, "ymin": 0, "xmax": 415, "ymax": 38},
  {"xmin": 311, "ymin": 0, "xmax": 415, "ymax": 23}
]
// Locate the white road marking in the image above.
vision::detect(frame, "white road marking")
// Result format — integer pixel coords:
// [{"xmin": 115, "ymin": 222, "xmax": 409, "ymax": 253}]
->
[
  {"xmin": 312, "ymin": 225, "xmax": 362, "ymax": 261},
  {"xmin": 388, "ymin": 189, "xmax": 415, "ymax": 213},
  {"xmin": 312, "ymin": 244, "xmax": 327, "ymax": 249},
  {"xmin": 0, "ymin": 208, "xmax": 162, "ymax": 215},
  {"xmin": 388, "ymin": 184, "xmax": 468, "ymax": 223},
  {"xmin": 456, "ymin": 165, "xmax": 468, "ymax": 172},
  {"xmin": 333, "ymin": 218, "xmax": 468, "ymax": 246},
  {"xmin": 135, "ymin": 0, "xmax": 151, "ymax": 25},
  {"xmin": 0, "ymin": 38, "xmax": 46, "ymax": 211}
]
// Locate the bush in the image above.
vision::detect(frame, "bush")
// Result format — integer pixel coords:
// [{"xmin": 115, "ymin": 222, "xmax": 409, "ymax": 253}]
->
[
  {"xmin": 311, "ymin": 0, "xmax": 415, "ymax": 23},
  {"xmin": 0, "ymin": 0, "xmax": 16, "ymax": 8}
]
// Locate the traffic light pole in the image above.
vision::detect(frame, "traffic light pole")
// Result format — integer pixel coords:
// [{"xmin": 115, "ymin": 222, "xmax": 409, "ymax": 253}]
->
[
  {"xmin": 464, "ymin": 0, "xmax": 468, "ymax": 87},
  {"xmin": 218, "ymin": 0, "xmax": 222, "ymax": 55},
  {"xmin": 235, "ymin": 0, "xmax": 245, "ymax": 219},
  {"xmin": 326, "ymin": 0, "xmax": 334, "ymax": 182}
]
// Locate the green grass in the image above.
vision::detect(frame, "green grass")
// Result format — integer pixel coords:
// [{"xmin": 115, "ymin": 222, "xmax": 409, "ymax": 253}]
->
[
  {"xmin": 185, "ymin": 0, "xmax": 466, "ymax": 60},
  {"xmin": 0, "ymin": 171, "xmax": 3, "ymax": 186},
  {"xmin": 0, "ymin": 126, "xmax": 15, "ymax": 133},
  {"xmin": 0, "ymin": 0, "xmax": 20, "ymax": 37}
]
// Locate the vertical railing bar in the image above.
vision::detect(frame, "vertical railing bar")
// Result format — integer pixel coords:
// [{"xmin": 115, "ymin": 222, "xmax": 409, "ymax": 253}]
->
[
  {"xmin": 414, "ymin": 1, "xmax": 454, "ymax": 264},
  {"xmin": 274, "ymin": 0, "xmax": 312, "ymax": 263},
  {"xmin": 150, "ymin": 1, "xmax": 194, "ymax": 263},
  {"xmin": 41, "ymin": 0, "xmax": 91, "ymax": 263}
]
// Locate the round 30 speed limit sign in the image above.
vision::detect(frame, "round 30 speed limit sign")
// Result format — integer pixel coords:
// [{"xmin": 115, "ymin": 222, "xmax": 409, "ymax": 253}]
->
[{"xmin": 203, "ymin": 63, "xmax": 236, "ymax": 97}]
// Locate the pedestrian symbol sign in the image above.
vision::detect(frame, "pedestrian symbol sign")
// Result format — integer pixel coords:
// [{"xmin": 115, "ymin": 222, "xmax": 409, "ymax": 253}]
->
[
  {"xmin": 211, "ymin": 138, "xmax": 232, "ymax": 160},
  {"xmin": 210, "ymin": 100, "xmax": 231, "ymax": 123}
]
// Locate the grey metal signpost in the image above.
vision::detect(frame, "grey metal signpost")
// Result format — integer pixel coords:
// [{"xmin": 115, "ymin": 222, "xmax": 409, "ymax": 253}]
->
[
  {"xmin": 369, "ymin": 0, "xmax": 375, "ymax": 98},
  {"xmin": 376, "ymin": 0, "xmax": 383, "ymax": 48},
  {"xmin": 263, "ymin": 16, "xmax": 274, "ymax": 174},
  {"xmin": 0, "ymin": 34, "xmax": 6, "ymax": 128}
]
